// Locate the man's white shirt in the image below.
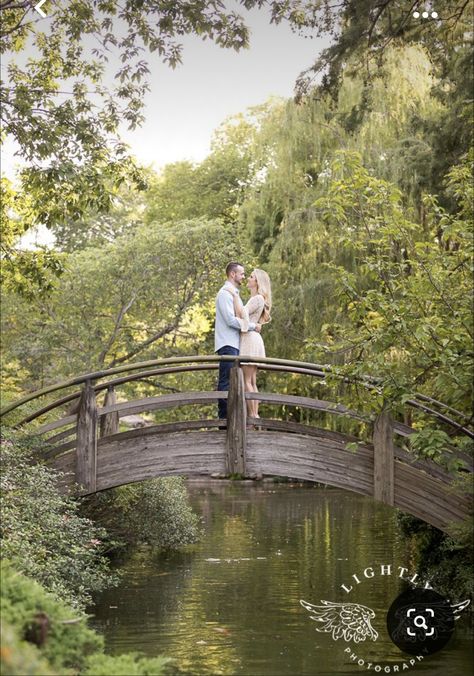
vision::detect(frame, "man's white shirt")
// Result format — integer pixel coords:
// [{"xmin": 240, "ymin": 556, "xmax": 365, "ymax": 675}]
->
[{"xmin": 214, "ymin": 281, "xmax": 255, "ymax": 352}]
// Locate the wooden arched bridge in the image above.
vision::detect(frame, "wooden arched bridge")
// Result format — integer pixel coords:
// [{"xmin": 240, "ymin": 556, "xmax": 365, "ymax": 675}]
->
[{"xmin": 1, "ymin": 356, "xmax": 472, "ymax": 535}]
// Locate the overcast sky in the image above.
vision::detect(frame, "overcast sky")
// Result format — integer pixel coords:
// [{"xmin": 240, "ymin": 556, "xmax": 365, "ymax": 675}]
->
[{"xmin": 117, "ymin": 5, "xmax": 329, "ymax": 170}]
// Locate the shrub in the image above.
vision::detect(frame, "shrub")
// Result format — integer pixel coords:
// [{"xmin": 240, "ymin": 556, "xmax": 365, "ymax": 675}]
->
[
  {"xmin": 0, "ymin": 620, "xmax": 57, "ymax": 676},
  {"xmin": 1, "ymin": 560, "xmax": 102, "ymax": 673},
  {"xmin": 397, "ymin": 513, "xmax": 474, "ymax": 601},
  {"xmin": 0, "ymin": 430, "xmax": 116, "ymax": 609},
  {"xmin": 1, "ymin": 562, "xmax": 171, "ymax": 675},
  {"xmin": 81, "ymin": 477, "xmax": 202, "ymax": 550},
  {"xmin": 83, "ymin": 653, "xmax": 170, "ymax": 675}
]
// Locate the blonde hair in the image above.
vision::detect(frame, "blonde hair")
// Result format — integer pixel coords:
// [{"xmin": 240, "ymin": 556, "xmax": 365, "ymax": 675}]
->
[{"xmin": 253, "ymin": 268, "xmax": 272, "ymax": 324}]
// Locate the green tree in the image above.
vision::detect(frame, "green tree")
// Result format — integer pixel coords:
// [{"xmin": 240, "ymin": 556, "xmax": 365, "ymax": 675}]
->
[
  {"xmin": 82, "ymin": 477, "xmax": 202, "ymax": 551},
  {"xmin": 1, "ymin": 218, "xmax": 250, "ymax": 387},
  {"xmin": 0, "ymin": 0, "xmax": 321, "ymax": 226},
  {"xmin": 307, "ymin": 149, "xmax": 473, "ymax": 415},
  {"xmin": 1, "ymin": 561, "xmax": 170, "ymax": 675},
  {"xmin": 145, "ymin": 112, "xmax": 263, "ymax": 226},
  {"xmin": 0, "ymin": 178, "xmax": 64, "ymax": 297},
  {"xmin": 0, "ymin": 0, "xmax": 321, "ymax": 296}
]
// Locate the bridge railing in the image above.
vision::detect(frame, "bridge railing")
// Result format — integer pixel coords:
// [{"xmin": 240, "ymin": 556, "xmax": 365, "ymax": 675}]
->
[
  {"xmin": 2, "ymin": 354, "xmax": 472, "ymax": 431},
  {"xmin": 1, "ymin": 356, "xmax": 472, "ymax": 500}
]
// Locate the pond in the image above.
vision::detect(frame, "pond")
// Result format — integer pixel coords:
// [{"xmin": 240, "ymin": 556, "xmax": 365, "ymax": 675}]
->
[{"xmin": 90, "ymin": 481, "xmax": 472, "ymax": 675}]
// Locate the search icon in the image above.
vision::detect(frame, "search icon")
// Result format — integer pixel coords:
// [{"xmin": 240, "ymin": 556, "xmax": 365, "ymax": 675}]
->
[{"xmin": 414, "ymin": 615, "xmax": 428, "ymax": 630}]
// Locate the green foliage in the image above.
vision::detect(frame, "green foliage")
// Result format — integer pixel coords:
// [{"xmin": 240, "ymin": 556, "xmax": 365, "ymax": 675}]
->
[
  {"xmin": 1, "ymin": 560, "xmax": 103, "ymax": 673},
  {"xmin": 408, "ymin": 428, "xmax": 462, "ymax": 467},
  {"xmin": 82, "ymin": 477, "xmax": 202, "ymax": 551},
  {"xmin": 307, "ymin": 149, "xmax": 473, "ymax": 414},
  {"xmin": 1, "ymin": 218, "xmax": 251, "ymax": 386},
  {"xmin": 83, "ymin": 652, "xmax": 170, "ymax": 675},
  {"xmin": 0, "ymin": 178, "xmax": 65, "ymax": 299},
  {"xmin": 1, "ymin": 561, "xmax": 171, "ymax": 676},
  {"xmin": 0, "ymin": 430, "xmax": 116, "ymax": 610},
  {"xmin": 397, "ymin": 514, "xmax": 474, "ymax": 601},
  {"xmin": 295, "ymin": 1, "xmax": 473, "ymax": 97},
  {"xmin": 145, "ymin": 113, "xmax": 259, "ymax": 227},
  {"xmin": 0, "ymin": 1, "xmax": 319, "ymax": 246},
  {"xmin": 50, "ymin": 174, "xmax": 154, "ymax": 253},
  {"xmin": 0, "ymin": 619, "xmax": 57, "ymax": 676}
]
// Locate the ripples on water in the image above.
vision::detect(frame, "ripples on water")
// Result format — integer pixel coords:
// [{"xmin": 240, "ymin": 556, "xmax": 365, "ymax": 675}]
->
[{"xmin": 90, "ymin": 482, "xmax": 472, "ymax": 675}]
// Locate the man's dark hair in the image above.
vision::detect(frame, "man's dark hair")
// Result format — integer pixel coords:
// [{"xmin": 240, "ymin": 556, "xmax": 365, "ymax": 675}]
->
[{"xmin": 226, "ymin": 262, "xmax": 244, "ymax": 276}]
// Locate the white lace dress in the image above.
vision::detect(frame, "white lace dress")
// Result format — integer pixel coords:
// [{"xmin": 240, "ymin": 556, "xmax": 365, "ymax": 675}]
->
[{"xmin": 239, "ymin": 294, "xmax": 266, "ymax": 358}]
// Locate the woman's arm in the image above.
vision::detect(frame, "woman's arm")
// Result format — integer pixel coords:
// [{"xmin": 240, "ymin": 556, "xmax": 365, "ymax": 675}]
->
[
  {"xmin": 224, "ymin": 288, "xmax": 244, "ymax": 317},
  {"xmin": 232, "ymin": 292, "xmax": 243, "ymax": 318},
  {"xmin": 224, "ymin": 288, "xmax": 250, "ymax": 331}
]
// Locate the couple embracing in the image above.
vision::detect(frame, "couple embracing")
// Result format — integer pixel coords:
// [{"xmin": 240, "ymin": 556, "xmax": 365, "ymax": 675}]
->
[{"xmin": 214, "ymin": 262, "xmax": 272, "ymax": 422}]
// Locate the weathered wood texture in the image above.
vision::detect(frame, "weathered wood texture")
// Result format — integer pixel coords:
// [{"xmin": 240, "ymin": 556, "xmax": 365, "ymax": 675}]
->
[
  {"xmin": 100, "ymin": 387, "xmax": 119, "ymax": 437},
  {"xmin": 35, "ymin": 391, "xmax": 228, "ymax": 436},
  {"xmin": 373, "ymin": 409, "xmax": 394, "ymax": 506},
  {"xmin": 245, "ymin": 392, "xmax": 367, "ymax": 422},
  {"xmin": 226, "ymin": 365, "xmax": 246, "ymax": 474},
  {"xmin": 45, "ymin": 426, "xmax": 77, "ymax": 444},
  {"xmin": 246, "ymin": 431, "xmax": 471, "ymax": 533},
  {"xmin": 394, "ymin": 462, "xmax": 472, "ymax": 532},
  {"xmin": 245, "ymin": 431, "xmax": 373, "ymax": 495},
  {"xmin": 75, "ymin": 381, "xmax": 97, "ymax": 494},
  {"xmin": 48, "ymin": 426, "xmax": 471, "ymax": 533},
  {"xmin": 96, "ymin": 431, "xmax": 226, "ymax": 492}
]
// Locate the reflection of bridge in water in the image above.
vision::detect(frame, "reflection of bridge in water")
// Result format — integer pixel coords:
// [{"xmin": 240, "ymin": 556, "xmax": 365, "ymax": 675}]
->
[{"xmin": 2, "ymin": 356, "xmax": 472, "ymax": 534}]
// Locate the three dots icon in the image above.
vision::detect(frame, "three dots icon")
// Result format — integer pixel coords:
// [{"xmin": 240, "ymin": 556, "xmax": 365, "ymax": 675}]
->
[{"xmin": 413, "ymin": 10, "xmax": 439, "ymax": 19}]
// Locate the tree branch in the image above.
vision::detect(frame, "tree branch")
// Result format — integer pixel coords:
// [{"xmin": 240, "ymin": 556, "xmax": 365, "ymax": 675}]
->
[{"xmin": 97, "ymin": 293, "xmax": 138, "ymax": 366}]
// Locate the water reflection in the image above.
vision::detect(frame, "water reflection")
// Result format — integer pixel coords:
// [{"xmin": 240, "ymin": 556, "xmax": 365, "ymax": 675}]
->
[{"xmin": 90, "ymin": 482, "xmax": 472, "ymax": 675}]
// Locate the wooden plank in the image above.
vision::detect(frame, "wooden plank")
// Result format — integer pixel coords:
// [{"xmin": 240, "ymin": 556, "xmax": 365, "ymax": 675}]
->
[
  {"xmin": 226, "ymin": 365, "xmax": 246, "ymax": 475},
  {"xmin": 76, "ymin": 381, "xmax": 97, "ymax": 494},
  {"xmin": 245, "ymin": 432, "xmax": 373, "ymax": 493},
  {"xmin": 245, "ymin": 392, "xmax": 368, "ymax": 421},
  {"xmin": 373, "ymin": 409, "xmax": 394, "ymax": 506},
  {"xmin": 97, "ymin": 419, "xmax": 223, "ymax": 444},
  {"xmin": 45, "ymin": 426, "xmax": 76, "ymax": 444},
  {"xmin": 395, "ymin": 464, "xmax": 472, "ymax": 518},
  {"xmin": 394, "ymin": 445, "xmax": 459, "ymax": 484},
  {"xmin": 46, "ymin": 422, "xmax": 471, "ymax": 535},
  {"xmin": 18, "ymin": 363, "xmax": 220, "ymax": 426},
  {"xmin": 99, "ymin": 390, "xmax": 227, "ymax": 418},
  {"xmin": 36, "ymin": 414, "xmax": 77, "ymax": 435},
  {"xmin": 44, "ymin": 440, "xmax": 76, "ymax": 459},
  {"xmin": 96, "ymin": 431, "xmax": 227, "ymax": 492},
  {"xmin": 247, "ymin": 417, "xmax": 371, "ymax": 447},
  {"xmin": 99, "ymin": 387, "xmax": 119, "ymax": 438}
]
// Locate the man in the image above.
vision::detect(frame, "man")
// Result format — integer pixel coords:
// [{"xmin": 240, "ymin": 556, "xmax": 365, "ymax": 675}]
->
[{"xmin": 215, "ymin": 262, "xmax": 261, "ymax": 420}]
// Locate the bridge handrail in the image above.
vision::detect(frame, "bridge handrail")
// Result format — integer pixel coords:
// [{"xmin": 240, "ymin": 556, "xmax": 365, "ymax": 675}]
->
[{"xmin": 1, "ymin": 355, "xmax": 472, "ymax": 437}]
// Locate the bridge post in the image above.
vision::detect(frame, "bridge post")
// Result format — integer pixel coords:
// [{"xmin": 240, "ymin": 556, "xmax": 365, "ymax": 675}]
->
[
  {"xmin": 226, "ymin": 363, "xmax": 247, "ymax": 475},
  {"xmin": 100, "ymin": 385, "xmax": 119, "ymax": 437},
  {"xmin": 76, "ymin": 380, "xmax": 97, "ymax": 494},
  {"xmin": 373, "ymin": 408, "xmax": 394, "ymax": 506}
]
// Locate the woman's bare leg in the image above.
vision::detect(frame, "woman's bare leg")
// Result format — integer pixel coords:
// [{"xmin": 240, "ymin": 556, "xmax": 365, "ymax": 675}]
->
[
  {"xmin": 242, "ymin": 365, "xmax": 254, "ymax": 418},
  {"xmin": 243, "ymin": 365, "xmax": 259, "ymax": 418},
  {"xmin": 252, "ymin": 368, "xmax": 259, "ymax": 418}
]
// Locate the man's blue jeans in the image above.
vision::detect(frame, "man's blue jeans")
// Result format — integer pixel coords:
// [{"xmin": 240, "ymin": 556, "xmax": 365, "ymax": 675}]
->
[{"xmin": 217, "ymin": 346, "xmax": 239, "ymax": 419}]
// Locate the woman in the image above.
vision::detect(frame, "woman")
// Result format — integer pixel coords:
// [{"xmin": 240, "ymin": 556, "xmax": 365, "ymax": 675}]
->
[{"xmin": 227, "ymin": 269, "xmax": 272, "ymax": 420}]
